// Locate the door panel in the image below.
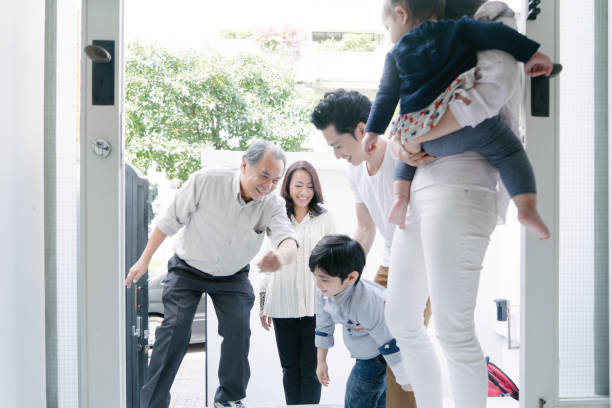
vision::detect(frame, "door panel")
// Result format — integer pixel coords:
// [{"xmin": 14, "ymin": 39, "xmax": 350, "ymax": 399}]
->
[{"xmin": 125, "ymin": 164, "xmax": 150, "ymax": 407}]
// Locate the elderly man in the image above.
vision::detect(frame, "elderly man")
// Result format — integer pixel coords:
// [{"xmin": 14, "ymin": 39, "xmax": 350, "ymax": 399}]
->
[{"xmin": 126, "ymin": 140, "xmax": 298, "ymax": 408}]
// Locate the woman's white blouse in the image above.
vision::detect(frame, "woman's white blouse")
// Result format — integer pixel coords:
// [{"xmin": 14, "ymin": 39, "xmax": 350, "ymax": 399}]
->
[{"xmin": 260, "ymin": 210, "xmax": 335, "ymax": 318}]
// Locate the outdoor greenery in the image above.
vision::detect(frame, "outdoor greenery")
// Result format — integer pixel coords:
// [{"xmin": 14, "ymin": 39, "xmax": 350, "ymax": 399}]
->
[
  {"xmin": 254, "ymin": 25, "xmax": 302, "ymax": 54},
  {"xmin": 315, "ymin": 32, "xmax": 380, "ymax": 52},
  {"xmin": 125, "ymin": 42, "xmax": 315, "ymax": 181},
  {"xmin": 219, "ymin": 27, "xmax": 254, "ymax": 39}
]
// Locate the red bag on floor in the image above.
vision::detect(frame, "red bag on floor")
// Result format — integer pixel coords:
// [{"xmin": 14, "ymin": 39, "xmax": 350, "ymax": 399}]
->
[{"xmin": 487, "ymin": 356, "xmax": 519, "ymax": 400}]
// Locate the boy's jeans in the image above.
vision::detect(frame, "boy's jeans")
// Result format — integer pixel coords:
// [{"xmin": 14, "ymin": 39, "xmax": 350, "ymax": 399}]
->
[{"xmin": 344, "ymin": 355, "xmax": 386, "ymax": 408}]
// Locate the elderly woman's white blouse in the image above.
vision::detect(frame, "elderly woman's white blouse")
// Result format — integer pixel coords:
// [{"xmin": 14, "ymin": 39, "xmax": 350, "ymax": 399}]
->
[{"xmin": 260, "ymin": 210, "xmax": 335, "ymax": 318}]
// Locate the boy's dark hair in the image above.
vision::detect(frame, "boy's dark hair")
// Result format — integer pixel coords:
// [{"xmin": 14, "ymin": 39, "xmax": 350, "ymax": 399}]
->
[
  {"xmin": 309, "ymin": 234, "xmax": 366, "ymax": 283},
  {"xmin": 310, "ymin": 89, "xmax": 371, "ymax": 137},
  {"xmin": 385, "ymin": 0, "xmax": 446, "ymax": 24}
]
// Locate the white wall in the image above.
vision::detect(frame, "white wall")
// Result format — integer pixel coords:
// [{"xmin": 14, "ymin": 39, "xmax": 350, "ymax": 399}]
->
[{"xmin": 0, "ymin": 1, "xmax": 47, "ymax": 406}]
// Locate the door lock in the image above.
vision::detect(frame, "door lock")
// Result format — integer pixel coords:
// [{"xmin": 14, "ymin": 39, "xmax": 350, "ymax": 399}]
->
[{"xmin": 91, "ymin": 139, "xmax": 112, "ymax": 158}]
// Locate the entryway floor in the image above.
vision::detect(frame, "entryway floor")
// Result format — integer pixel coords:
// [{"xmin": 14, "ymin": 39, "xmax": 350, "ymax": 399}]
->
[{"xmin": 167, "ymin": 345, "xmax": 518, "ymax": 408}]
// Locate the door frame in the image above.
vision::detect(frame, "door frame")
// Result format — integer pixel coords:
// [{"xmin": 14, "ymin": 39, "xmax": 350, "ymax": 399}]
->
[
  {"xmin": 79, "ymin": 0, "xmax": 126, "ymax": 406},
  {"xmin": 523, "ymin": 1, "xmax": 611, "ymax": 407},
  {"xmin": 521, "ymin": 0, "xmax": 558, "ymax": 405},
  {"xmin": 78, "ymin": 0, "xmax": 612, "ymax": 407}
]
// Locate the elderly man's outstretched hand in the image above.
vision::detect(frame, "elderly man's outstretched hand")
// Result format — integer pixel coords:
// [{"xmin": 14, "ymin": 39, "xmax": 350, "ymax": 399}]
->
[{"xmin": 257, "ymin": 250, "xmax": 283, "ymax": 272}]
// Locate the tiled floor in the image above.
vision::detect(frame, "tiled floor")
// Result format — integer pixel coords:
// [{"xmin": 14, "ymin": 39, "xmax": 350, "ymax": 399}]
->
[
  {"xmin": 168, "ymin": 344, "xmax": 206, "ymax": 408},
  {"xmin": 167, "ymin": 345, "xmax": 518, "ymax": 408}
]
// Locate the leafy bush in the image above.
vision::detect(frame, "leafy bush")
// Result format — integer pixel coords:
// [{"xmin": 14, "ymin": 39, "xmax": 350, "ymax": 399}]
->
[
  {"xmin": 316, "ymin": 32, "xmax": 378, "ymax": 52},
  {"xmin": 254, "ymin": 25, "xmax": 302, "ymax": 54},
  {"xmin": 219, "ymin": 28, "xmax": 253, "ymax": 39},
  {"xmin": 125, "ymin": 42, "xmax": 315, "ymax": 181}
]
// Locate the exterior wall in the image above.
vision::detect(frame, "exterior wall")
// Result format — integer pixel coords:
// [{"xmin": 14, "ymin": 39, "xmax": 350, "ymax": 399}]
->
[{"xmin": 0, "ymin": 1, "xmax": 47, "ymax": 406}]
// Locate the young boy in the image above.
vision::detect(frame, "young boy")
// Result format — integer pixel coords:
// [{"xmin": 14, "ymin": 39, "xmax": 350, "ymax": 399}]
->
[{"xmin": 309, "ymin": 234, "xmax": 410, "ymax": 408}]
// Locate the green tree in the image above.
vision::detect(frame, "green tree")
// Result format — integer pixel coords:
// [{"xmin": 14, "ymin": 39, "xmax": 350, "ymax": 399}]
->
[{"xmin": 125, "ymin": 42, "xmax": 315, "ymax": 181}]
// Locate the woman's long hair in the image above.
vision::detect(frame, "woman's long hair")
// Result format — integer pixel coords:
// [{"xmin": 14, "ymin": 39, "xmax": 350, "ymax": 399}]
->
[{"xmin": 281, "ymin": 160, "xmax": 325, "ymax": 218}]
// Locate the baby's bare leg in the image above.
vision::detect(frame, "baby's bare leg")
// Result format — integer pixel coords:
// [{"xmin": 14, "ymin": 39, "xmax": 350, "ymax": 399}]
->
[
  {"xmin": 388, "ymin": 180, "xmax": 411, "ymax": 229},
  {"xmin": 513, "ymin": 193, "xmax": 550, "ymax": 240}
]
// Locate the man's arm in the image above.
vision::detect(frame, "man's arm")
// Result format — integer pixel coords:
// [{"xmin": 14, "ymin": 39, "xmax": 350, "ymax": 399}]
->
[
  {"xmin": 257, "ymin": 237, "xmax": 298, "ymax": 272},
  {"xmin": 125, "ymin": 227, "xmax": 167, "ymax": 288},
  {"xmin": 353, "ymin": 203, "xmax": 377, "ymax": 255}
]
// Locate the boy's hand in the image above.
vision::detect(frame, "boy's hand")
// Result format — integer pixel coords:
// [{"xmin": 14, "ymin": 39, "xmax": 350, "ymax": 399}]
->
[
  {"xmin": 525, "ymin": 51, "xmax": 553, "ymax": 77},
  {"xmin": 349, "ymin": 323, "xmax": 366, "ymax": 332},
  {"xmin": 259, "ymin": 311, "xmax": 272, "ymax": 331},
  {"xmin": 400, "ymin": 384, "xmax": 413, "ymax": 392},
  {"xmin": 317, "ymin": 361, "xmax": 330, "ymax": 386},
  {"xmin": 363, "ymin": 132, "xmax": 379, "ymax": 155}
]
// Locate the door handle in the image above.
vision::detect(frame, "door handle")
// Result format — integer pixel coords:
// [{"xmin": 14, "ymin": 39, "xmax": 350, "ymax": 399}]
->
[
  {"xmin": 84, "ymin": 40, "xmax": 115, "ymax": 105},
  {"xmin": 84, "ymin": 44, "xmax": 111, "ymax": 63},
  {"xmin": 531, "ymin": 63, "xmax": 563, "ymax": 117},
  {"xmin": 132, "ymin": 316, "xmax": 142, "ymax": 337}
]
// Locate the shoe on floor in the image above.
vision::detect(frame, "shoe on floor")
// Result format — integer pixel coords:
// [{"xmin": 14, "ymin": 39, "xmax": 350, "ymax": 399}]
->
[{"xmin": 214, "ymin": 400, "xmax": 246, "ymax": 408}]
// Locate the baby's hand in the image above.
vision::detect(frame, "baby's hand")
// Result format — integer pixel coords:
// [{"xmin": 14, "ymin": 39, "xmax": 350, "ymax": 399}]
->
[
  {"xmin": 363, "ymin": 132, "xmax": 379, "ymax": 155},
  {"xmin": 525, "ymin": 51, "xmax": 553, "ymax": 77}
]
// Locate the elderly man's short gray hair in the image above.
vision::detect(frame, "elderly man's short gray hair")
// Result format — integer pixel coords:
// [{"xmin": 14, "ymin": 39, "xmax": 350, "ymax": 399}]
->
[{"xmin": 243, "ymin": 140, "xmax": 287, "ymax": 169}]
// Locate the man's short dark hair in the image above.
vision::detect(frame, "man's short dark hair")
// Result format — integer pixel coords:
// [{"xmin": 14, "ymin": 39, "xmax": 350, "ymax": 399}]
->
[
  {"xmin": 309, "ymin": 234, "xmax": 366, "ymax": 283},
  {"xmin": 310, "ymin": 89, "xmax": 372, "ymax": 137}
]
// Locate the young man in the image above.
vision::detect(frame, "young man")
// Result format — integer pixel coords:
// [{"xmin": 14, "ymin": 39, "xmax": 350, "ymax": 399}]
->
[
  {"xmin": 125, "ymin": 140, "xmax": 298, "ymax": 408},
  {"xmin": 311, "ymin": 89, "xmax": 431, "ymax": 408},
  {"xmin": 309, "ymin": 234, "xmax": 411, "ymax": 408}
]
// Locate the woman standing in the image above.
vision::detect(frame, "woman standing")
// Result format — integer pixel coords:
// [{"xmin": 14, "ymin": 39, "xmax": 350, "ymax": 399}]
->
[
  {"xmin": 259, "ymin": 160, "xmax": 335, "ymax": 405},
  {"xmin": 385, "ymin": 1, "xmax": 535, "ymax": 408}
]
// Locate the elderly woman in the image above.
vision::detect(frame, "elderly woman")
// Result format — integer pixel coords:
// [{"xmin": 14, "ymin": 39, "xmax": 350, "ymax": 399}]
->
[{"xmin": 259, "ymin": 160, "xmax": 335, "ymax": 405}]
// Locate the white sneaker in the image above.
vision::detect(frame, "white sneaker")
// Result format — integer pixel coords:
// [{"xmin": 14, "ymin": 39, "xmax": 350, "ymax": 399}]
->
[{"xmin": 214, "ymin": 401, "xmax": 246, "ymax": 408}]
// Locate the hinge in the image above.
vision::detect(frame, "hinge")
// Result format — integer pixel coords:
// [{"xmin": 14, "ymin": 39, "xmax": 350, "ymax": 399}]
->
[{"xmin": 528, "ymin": 0, "xmax": 541, "ymax": 20}]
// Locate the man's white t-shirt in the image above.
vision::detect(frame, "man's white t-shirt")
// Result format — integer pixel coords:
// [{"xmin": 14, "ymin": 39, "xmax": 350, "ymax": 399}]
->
[{"xmin": 347, "ymin": 142, "xmax": 397, "ymax": 267}]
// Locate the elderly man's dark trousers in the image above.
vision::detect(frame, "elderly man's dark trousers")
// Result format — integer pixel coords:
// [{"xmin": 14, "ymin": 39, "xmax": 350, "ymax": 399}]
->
[{"xmin": 140, "ymin": 255, "xmax": 255, "ymax": 408}]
